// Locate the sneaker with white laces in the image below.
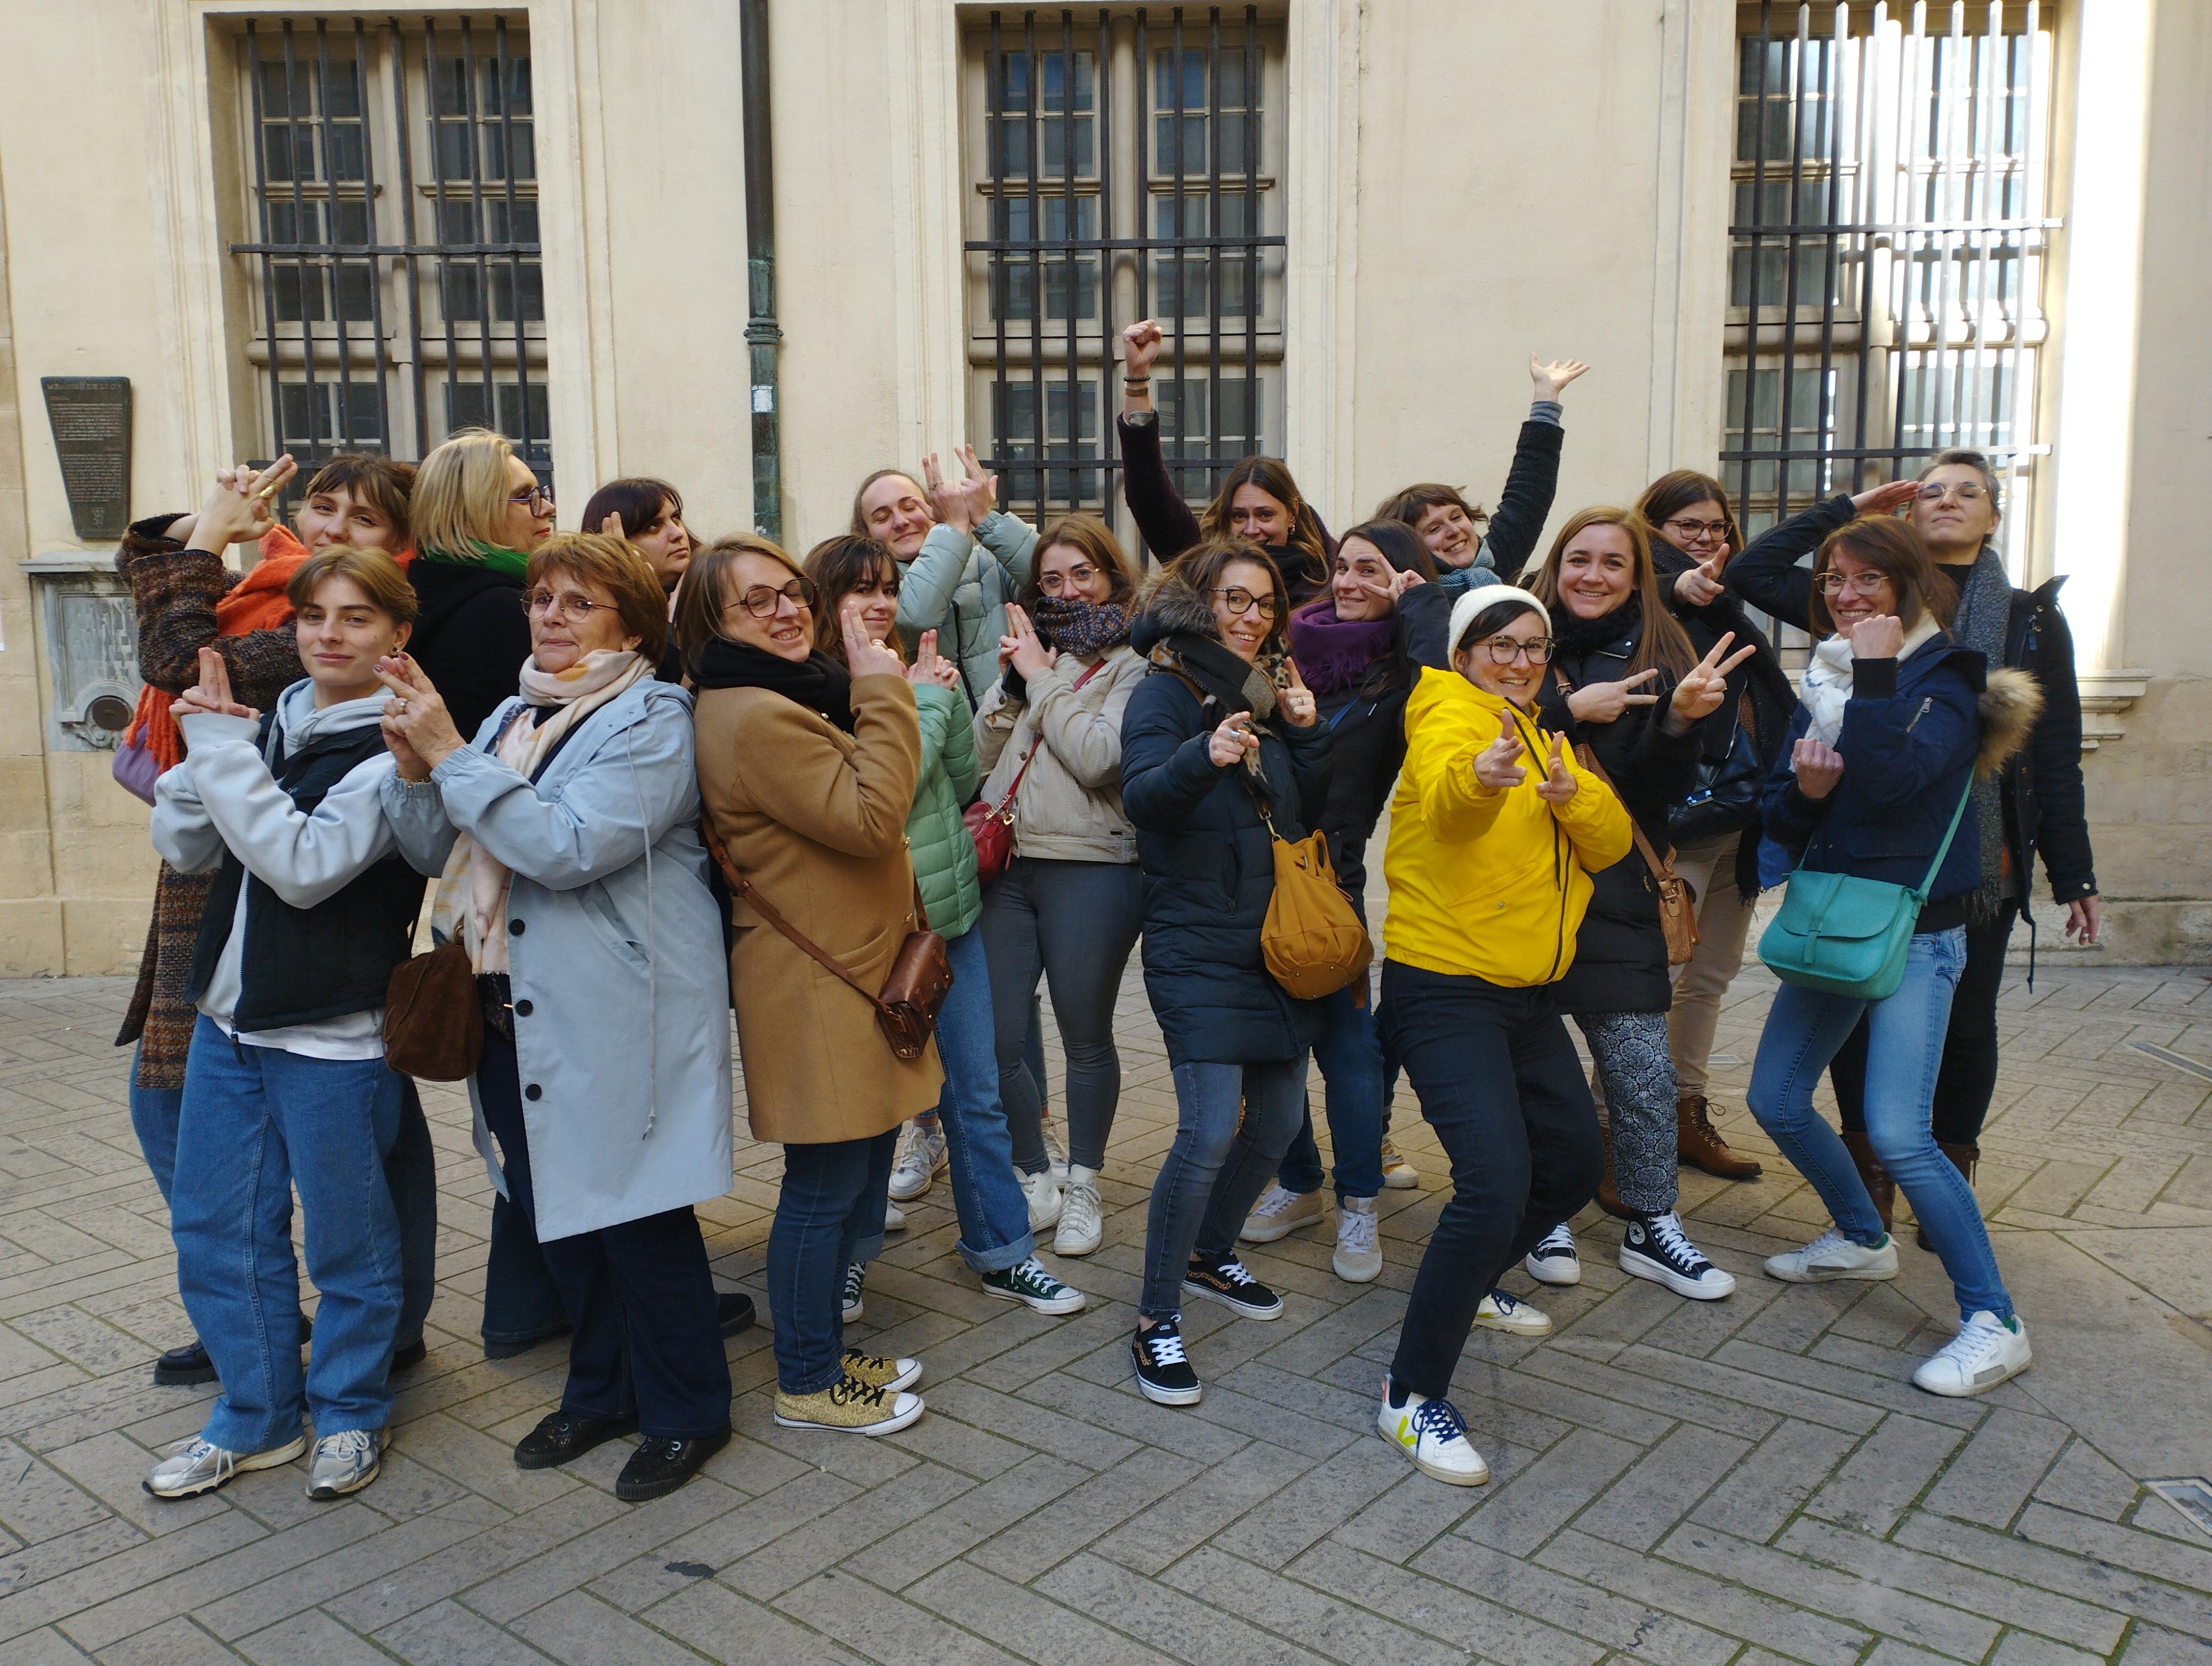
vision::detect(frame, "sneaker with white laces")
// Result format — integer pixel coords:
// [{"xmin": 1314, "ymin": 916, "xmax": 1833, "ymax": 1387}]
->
[
  {"xmin": 841, "ymin": 1262, "xmax": 867, "ymax": 1323},
  {"xmin": 306, "ymin": 1428, "xmax": 383, "ymax": 1500},
  {"xmin": 1132, "ymin": 1318, "xmax": 1202, "ymax": 1405},
  {"xmin": 1183, "ymin": 1253, "xmax": 1285, "ymax": 1319},
  {"xmin": 1333, "ymin": 1195, "xmax": 1383, "ymax": 1283},
  {"xmin": 1764, "ymin": 1227, "xmax": 1897, "ymax": 1284},
  {"xmin": 982, "ymin": 1257, "xmax": 1086, "ymax": 1315},
  {"xmin": 1620, "ymin": 1211, "xmax": 1737, "ymax": 1300},
  {"xmin": 144, "ymin": 1433, "xmax": 307, "ymax": 1500},
  {"xmin": 1379, "ymin": 1136, "xmax": 1420, "ymax": 1190},
  {"xmin": 888, "ymin": 1120, "xmax": 948, "ymax": 1202},
  {"xmin": 1912, "ymin": 1311, "xmax": 2031, "ymax": 1397},
  {"xmin": 1022, "ymin": 1169, "xmax": 1065, "ymax": 1232},
  {"xmin": 1041, "ymin": 1119, "xmax": 1070, "ymax": 1182},
  {"xmin": 1240, "ymin": 1182, "xmax": 1327, "ymax": 1245},
  {"xmin": 1524, "ymin": 1224, "xmax": 1582, "ymax": 1286},
  {"xmin": 883, "ymin": 1200, "xmax": 906, "ymax": 1232},
  {"xmin": 1054, "ymin": 1167, "xmax": 1103, "ymax": 1256},
  {"xmin": 1377, "ymin": 1375, "xmax": 1488, "ymax": 1486},
  {"xmin": 1475, "ymin": 1288, "xmax": 1553, "ymax": 1336}
]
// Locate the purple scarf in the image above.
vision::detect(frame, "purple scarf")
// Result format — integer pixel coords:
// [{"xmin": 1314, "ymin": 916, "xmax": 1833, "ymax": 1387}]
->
[{"xmin": 1286, "ymin": 597, "xmax": 1395, "ymax": 697}]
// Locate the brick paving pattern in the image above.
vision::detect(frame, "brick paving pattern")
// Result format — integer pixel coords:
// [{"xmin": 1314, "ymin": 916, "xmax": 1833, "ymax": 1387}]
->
[{"xmin": 1, "ymin": 959, "xmax": 2209, "ymax": 1665}]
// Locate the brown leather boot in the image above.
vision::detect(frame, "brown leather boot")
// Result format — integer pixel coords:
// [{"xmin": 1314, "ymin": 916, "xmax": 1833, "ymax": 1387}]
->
[
  {"xmin": 1839, "ymin": 1129, "xmax": 1895, "ymax": 1233},
  {"xmin": 1677, "ymin": 1094, "xmax": 1762, "ymax": 1180},
  {"xmin": 1917, "ymin": 1139, "xmax": 1981, "ymax": 1250},
  {"xmin": 1596, "ymin": 1127, "xmax": 1630, "ymax": 1220}
]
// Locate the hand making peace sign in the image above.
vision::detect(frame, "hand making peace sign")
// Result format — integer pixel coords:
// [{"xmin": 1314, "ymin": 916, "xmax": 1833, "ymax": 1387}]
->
[{"xmin": 1665, "ymin": 631, "xmax": 1760, "ymax": 731}]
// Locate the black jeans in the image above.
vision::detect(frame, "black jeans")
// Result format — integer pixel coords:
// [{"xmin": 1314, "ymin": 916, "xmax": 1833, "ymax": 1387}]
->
[
  {"xmin": 1833, "ymin": 899, "xmax": 2016, "ymax": 1146},
  {"xmin": 1380, "ymin": 961, "xmax": 1604, "ymax": 1401},
  {"xmin": 477, "ymin": 1030, "xmax": 731, "ymax": 1441}
]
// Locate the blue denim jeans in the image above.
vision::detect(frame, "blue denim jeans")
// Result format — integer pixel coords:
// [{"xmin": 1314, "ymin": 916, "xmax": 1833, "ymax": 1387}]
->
[
  {"xmin": 927, "ymin": 925, "xmax": 1036, "ymax": 1273},
  {"xmin": 1749, "ymin": 927, "xmax": 2013, "ymax": 1321},
  {"xmin": 133, "ymin": 1040, "xmax": 437, "ymax": 1350},
  {"xmin": 1279, "ymin": 971, "xmax": 1386, "ymax": 1201},
  {"xmin": 171, "ymin": 1017, "xmax": 404, "ymax": 1451},
  {"xmin": 767, "ymin": 1129, "xmax": 899, "ymax": 1393},
  {"xmin": 1140, "ymin": 1055, "xmax": 1310, "ymax": 1320}
]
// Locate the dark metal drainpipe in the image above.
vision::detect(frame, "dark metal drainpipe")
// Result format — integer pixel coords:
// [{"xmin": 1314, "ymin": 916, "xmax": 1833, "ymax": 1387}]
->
[{"xmin": 739, "ymin": 0, "xmax": 782, "ymax": 542}]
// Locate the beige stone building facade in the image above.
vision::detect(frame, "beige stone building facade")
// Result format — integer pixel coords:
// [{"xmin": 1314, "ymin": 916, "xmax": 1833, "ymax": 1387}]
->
[{"xmin": 1, "ymin": 0, "xmax": 2204, "ymax": 975}]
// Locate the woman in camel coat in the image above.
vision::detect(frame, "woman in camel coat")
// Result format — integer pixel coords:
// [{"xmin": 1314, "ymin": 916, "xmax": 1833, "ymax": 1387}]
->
[{"xmin": 682, "ymin": 533, "xmax": 939, "ymax": 1438}]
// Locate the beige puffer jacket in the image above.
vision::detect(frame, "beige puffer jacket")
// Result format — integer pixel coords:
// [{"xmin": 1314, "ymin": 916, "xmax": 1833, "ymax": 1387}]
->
[{"xmin": 973, "ymin": 645, "xmax": 1147, "ymax": 865}]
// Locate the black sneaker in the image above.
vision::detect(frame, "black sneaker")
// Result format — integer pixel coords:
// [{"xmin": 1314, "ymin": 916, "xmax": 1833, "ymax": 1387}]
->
[
  {"xmin": 1619, "ymin": 1211, "xmax": 1738, "ymax": 1301},
  {"xmin": 1182, "ymin": 1253, "xmax": 1285, "ymax": 1320},
  {"xmin": 1131, "ymin": 1319, "xmax": 1202, "ymax": 1405},
  {"xmin": 615, "ymin": 1429, "xmax": 730, "ymax": 1503},
  {"xmin": 512, "ymin": 1410, "xmax": 640, "ymax": 1471}
]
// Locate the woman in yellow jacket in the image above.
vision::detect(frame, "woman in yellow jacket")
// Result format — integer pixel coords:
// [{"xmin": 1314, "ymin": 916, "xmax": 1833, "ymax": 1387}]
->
[{"xmin": 1376, "ymin": 586, "xmax": 1631, "ymax": 1486}]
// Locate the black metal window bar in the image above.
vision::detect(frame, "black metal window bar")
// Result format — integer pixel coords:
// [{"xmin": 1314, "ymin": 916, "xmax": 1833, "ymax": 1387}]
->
[
  {"xmin": 967, "ymin": 7, "xmax": 1285, "ymax": 544},
  {"xmin": 1722, "ymin": 0, "xmax": 2053, "ymax": 567},
  {"xmin": 232, "ymin": 14, "xmax": 551, "ymax": 497}
]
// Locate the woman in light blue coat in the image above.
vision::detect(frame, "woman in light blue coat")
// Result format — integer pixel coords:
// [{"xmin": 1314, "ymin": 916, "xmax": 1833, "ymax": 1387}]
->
[{"xmin": 378, "ymin": 532, "xmax": 737, "ymax": 1504}]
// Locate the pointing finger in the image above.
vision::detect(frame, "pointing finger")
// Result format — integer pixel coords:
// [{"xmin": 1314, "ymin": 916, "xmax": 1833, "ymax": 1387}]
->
[
  {"xmin": 1698, "ymin": 632, "xmax": 1737, "ymax": 668},
  {"xmin": 1623, "ymin": 693, "xmax": 1661, "ymax": 705},
  {"xmin": 1719, "ymin": 643, "xmax": 1759, "ymax": 675},
  {"xmin": 1621, "ymin": 669, "xmax": 1661, "ymax": 689}
]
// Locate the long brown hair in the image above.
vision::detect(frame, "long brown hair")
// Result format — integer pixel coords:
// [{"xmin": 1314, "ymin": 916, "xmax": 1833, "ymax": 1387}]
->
[
  {"xmin": 1810, "ymin": 518, "xmax": 1953, "ymax": 636},
  {"xmin": 1166, "ymin": 537, "xmax": 1291, "ymax": 654},
  {"xmin": 1634, "ymin": 470, "xmax": 1741, "ymax": 555},
  {"xmin": 1527, "ymin": 507, "xmax": 1697, "ymax": 682},
  {"xmin": 802, "ymin": 534, "xmax": 903, "ymax": 662},
  {"xmin": 1199, "ymin": 456, "xmax": 1329, "ymax": 572}
]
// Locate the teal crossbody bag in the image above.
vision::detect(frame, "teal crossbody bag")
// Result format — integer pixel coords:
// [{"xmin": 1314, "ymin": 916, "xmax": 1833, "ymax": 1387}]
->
[{"xmin": 1757, "ymin": 777, "xmax": 1973, "ymax": 1001}]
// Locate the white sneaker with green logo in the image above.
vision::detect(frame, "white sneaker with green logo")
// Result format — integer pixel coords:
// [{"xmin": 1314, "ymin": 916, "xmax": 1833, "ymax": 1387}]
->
[{"xmin": 1912, "ymin": 1311, "xmax": 2031, "ymax": 1397}]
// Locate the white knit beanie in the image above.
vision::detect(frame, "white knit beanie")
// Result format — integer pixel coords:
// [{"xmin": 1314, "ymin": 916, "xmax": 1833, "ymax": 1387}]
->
[{"xmin": 1446, "ymin": 585, "xmax": 1550, "ymax": 659}]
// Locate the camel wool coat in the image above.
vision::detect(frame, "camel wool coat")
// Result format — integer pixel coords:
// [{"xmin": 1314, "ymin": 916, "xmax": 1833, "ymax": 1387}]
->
[{"xmin": 695, "ymin": 671, "xmax": 944, "ymax": 1144}]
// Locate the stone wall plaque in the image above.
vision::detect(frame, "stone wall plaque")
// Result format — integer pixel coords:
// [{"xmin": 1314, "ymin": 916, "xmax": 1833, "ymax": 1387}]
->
[
  {"xmin": 20, "ymin": 555, "xmax": 140, "ymax": 752},
  {"xmin": 41, "ymin": 376, "xmax": 132, "ymax": 541}
]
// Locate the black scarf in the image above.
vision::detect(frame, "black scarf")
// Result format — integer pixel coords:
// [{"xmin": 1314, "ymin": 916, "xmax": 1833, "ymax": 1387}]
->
[
  {"xmin": 1949, "ymin": 546, "xmax": 2015, "ymax": 922},
  {"xmin": 1550, "ymin": 591, "xmax": 1642, "ymax": 660},
  {"xmin": 1031, "ymin": 595, "xmax": 1132, "ymax": 658},
  {"xmin": 690, "ymin": 639, "xmax": 855, "ymax": 733}
]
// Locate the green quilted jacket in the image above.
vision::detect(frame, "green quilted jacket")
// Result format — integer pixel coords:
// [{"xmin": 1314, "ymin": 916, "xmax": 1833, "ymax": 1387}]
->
[{"xmin": 906, "ymin": 681, "xmax": 984, "ymax": 940}]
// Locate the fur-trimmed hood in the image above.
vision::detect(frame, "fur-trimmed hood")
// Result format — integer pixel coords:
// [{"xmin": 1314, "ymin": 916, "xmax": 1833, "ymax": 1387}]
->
[
  {"xmin": 1131, "ymin": 566, "xmax": 1224, "ymax": 644},
  {"xmin": 1129, "ymin": 568, "xmax": 1280, "ymax": 719},
  {"xmin": 1976, "ymin": 665, "xmax": 2042, "ymax": 778}
]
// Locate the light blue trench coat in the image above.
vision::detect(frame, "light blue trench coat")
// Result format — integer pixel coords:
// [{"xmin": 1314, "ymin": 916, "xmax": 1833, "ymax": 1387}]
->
[{"xmin": 387, "ymin": 678, "xmax": 734, "ymax": 1241}]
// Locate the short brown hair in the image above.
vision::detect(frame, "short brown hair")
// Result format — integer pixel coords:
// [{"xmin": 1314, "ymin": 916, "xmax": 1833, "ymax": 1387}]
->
[
  {"xmin": 672, "ymin": 533, "xmax": 811, "ymax": 674},
  {"xmin": 1809, "ymin": 517, "xmax": 1953, "ymax": 636},
  {"xmin": 1167, "ymin": 537, "xmax": 1290, "ymax": 652},
  {"xmin": 286, "ymin": 545, "xmax": 418, "ymax": 623},
  {"xmin": 301, "ymin": 454, "xmax": 417, "ymax": 551},
  {"xmin": 1020, "ymin": 513, "xmax": 1140, "ymax": 608},
  {"xmin": 526, "ymin": 533, "xmax": 669, "ymax": 663},
  {"xmin": 802, "ymin": 535, "xmax": 901, "ymax": 658},
  {"xmin": 1374, "ymin": 481, "xmax": 1486, "ymax": 529},
  {"xmin": 1917, "ymin": 447, "xmax": 2005, "ymax": 513},
  {"xmin": 1634, "ymin": 470, "xmax": 1741, "ymax": 551}
]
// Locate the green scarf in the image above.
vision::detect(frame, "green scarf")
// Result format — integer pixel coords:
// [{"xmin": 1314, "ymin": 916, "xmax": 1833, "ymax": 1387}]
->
[{"xmin": 420, "ymin": 540, "xmax": 532, "ymax": 582}]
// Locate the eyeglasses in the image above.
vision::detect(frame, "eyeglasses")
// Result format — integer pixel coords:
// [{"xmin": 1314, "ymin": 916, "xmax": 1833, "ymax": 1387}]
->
[
  {"xmin": 522, "ymin": 589, "xmax": 618, "ymax": 623},
  {"xmin": 1038, "ymin": 563, "xmax": 1102, "ymax": 594},
  {"xmin": 508, "ymin": 485, "xmax": 554, "ymax": 516},
  {"xmin": 1815, "ymin": 571, "xmax": 1892, "ymax": 596},
  {"xmin": 1662, "ymin": 517, "xmax": 1731, "ymax": 543},
  {"xmin": 1212, "ymin": 586, "xmax": 1279, "ymax": 621},
  {"xmin": 1917, "ymin": 483, "xmax": 1987, "ymax": 503},
  {"xmin": 1481, "ymin": 636, "xmax": 1556, "ymax": 665},
  {"xmin": 732, "ymin": 577, "xmax": 817, "ymax": 618}
]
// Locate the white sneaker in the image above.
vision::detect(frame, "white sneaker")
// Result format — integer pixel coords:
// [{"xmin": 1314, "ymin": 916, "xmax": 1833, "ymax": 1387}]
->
[
  {"xmin": 1333, "ymin": 1195, "xmax": 1382, "ymax": 1283},
  {"xmin": 1475, "ymin": 1288, "xmax": 1552, "ymax": 1336},
  {"xmin": 883, "ymin": 1201, "xmax": 906, "ymax": 1232},
  {"xmin": 1377, "ymin": 1376, "xmax": 1488, "ymax": 1486},
  {"xmin": 144, "ymin": 1433, "xmax": 307, "ymax": 1500},
  {"xmin": 1022, "ymin": 1169, "xmax": 1065, "ymax": 1232},
  {"xmin": 1524, "ymin": 1224, "xmax": 1582, "ymax": 1286},
  {"xmin": 306, "ymin": 1428, "xmax": 383, "ymax": 1500},
  {"xmin": 1764, "ymin": 1227, "xmax": 1898, "ymax": 1284},
  {"xmin": 1620, "ymin": 1211, "xmax": 1736, "ymax": 1300},
  {"xmin": 1054, "ymin": 1167, "xmax": 1103, "ymax": 1257},
  {"xmin": 1041, "ymin": 1120, "xmax": 1070, "ymax": 1182},
  {"xmin": 888, "ymin": 1121, "xmax": 947, "ymax": 1202},
  {"xmin": 1912, "ymin": 1311, "xmax": 2031, "ymax": 1397},
  {"xmin": 1239, "ymin": 1183, "xmax": 1327, "ymax": 1244},
  {"xmin": 1379, "ymin": 1136, "xmax": 1420, "ymax": 1190}
]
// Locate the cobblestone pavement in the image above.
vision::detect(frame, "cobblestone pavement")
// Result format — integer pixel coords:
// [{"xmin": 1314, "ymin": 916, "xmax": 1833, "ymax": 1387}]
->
[{"xmin": 1, "ymin": 959, "xmax": 2209, "ymax": 1666}]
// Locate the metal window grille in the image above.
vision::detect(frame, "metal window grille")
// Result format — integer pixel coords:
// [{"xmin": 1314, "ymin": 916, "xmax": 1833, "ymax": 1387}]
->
[
  {"xmin": 966, "ymin": 7, "xmax": 1285, "ymax": 547},
  {"xmin": 1722, "ymin": 0, "xmax": 2054, "ymax": 584},
  {"xmin": 230, "ymin": 14, "xmax": 551, "ymax": 495}
]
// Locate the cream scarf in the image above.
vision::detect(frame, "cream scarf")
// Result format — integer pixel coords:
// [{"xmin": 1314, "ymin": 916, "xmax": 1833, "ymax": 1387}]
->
[
  {"xmin": 434, "ymin": 649, "xmax": 650, "ymax": 973},
  {"xmin": 1799, "ymin": 613, "xmax": 1943, "ymax": 746}
]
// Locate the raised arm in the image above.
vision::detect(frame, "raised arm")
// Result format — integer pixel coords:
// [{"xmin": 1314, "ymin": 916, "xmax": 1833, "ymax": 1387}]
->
[
  {"xmin": 1481, "ymin": 353, "xmax": 1584, "ymax": 582},
  {"xmin": 1116, "ymin": 321, "xmax": 1204, "ymax": 563},
  {"xmin": 174, "ymin": 711, "xmax": 401, "ymax": 908}
]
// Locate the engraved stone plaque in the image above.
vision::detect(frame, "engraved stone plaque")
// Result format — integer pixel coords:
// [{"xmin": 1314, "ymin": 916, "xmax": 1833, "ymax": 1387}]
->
[
  {"xmin": 21, "ymin": 556, "xmax": 140, "ymax": 752},
  {"xmin": 41, "ymin": 376, "xmax": 132, "ymax": 541}
]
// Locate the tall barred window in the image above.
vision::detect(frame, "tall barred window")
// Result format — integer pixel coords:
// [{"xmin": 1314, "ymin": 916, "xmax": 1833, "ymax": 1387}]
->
[
  {"xmin": 1721, "ymin": 1, "xmax": 2055, "ymax": 586},
  {"xmin": 226, "ymin": 14, "xmax": 552, "ymax": 492},
  {"xmin": 962, "ymin": 6, "xmax": 1287, "ymax": 546}
]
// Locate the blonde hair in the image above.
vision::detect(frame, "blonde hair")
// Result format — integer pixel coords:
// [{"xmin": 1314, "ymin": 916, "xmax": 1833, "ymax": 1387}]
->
[
  {"xmin": 409, "ymin": 428, "xmax": 521, "ymax": 558},
  {"xmin": 527, "ymin": 533, "xmax": 669, "ymax": 662},
  {"xmin": 285, "ymin": 546, "xmax": 418, "ymax": 624}
]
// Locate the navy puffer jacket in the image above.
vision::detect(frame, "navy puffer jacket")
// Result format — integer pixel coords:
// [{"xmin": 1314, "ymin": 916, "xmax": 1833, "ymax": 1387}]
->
[{"xmin": 1120, "ymin": 577, "xmax": 1333, "ymax": 1066}]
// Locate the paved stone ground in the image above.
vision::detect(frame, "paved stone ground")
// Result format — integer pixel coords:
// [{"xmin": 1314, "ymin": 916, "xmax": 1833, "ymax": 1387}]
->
[{"xmin": 1, "ymin": 957, "xmax": 2209, "ymax": 1666}]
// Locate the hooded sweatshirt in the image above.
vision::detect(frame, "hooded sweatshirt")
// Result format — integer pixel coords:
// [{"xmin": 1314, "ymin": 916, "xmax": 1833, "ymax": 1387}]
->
[{"xmin": 1384, "ymin": 667, "xmax": 1632, "ymax": 986}]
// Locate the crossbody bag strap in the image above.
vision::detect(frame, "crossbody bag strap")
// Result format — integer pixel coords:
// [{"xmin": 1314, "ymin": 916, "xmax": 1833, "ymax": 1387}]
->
[
  {"xmin": 1550, "ymin": 667, "xmax": 1679, "ymax": 884},
  {"xmin": 1917, "ymin": 773, "xmax": 1977, "ymax": 896},
  {"xmin": 698, "ymin": 815, "xmax": 893, "ymax": 1016}
]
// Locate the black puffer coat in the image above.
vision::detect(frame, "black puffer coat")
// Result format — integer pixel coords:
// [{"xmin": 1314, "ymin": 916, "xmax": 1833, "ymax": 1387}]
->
[
  {"xmin": 406, "ymin": 555, "xmax": 531, "ymax": 742},
  {"xmin": 1120, "ymin": 573, "xmax": 1333, "ymax": 1066},
  {"xmin": 1533, "ymin": 602, "xmax": 1705, "ymax": 1016}
]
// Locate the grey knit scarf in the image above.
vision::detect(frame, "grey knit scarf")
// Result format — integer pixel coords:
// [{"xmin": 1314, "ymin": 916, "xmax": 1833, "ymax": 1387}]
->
[{"xmin": 1949, "ymin": 546, "xmax": 2014, "ymax": 922}]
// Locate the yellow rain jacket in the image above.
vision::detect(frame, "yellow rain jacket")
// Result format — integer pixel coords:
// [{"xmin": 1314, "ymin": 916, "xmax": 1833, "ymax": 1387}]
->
[{"xmin": 1384, "ymin": 667, "xmax": 1632, "ymax": 985}]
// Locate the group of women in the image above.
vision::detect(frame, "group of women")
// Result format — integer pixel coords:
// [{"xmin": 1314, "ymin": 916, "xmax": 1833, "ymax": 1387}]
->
[{"xmin": 116, "ymin": 315, "xmax": 2095, "ymax": 1503}]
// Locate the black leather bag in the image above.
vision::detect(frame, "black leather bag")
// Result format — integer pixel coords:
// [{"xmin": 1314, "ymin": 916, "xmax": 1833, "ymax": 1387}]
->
[{"xmin": 1668, "ymin": 696, "xmax": 1765, "ymax": 847}]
